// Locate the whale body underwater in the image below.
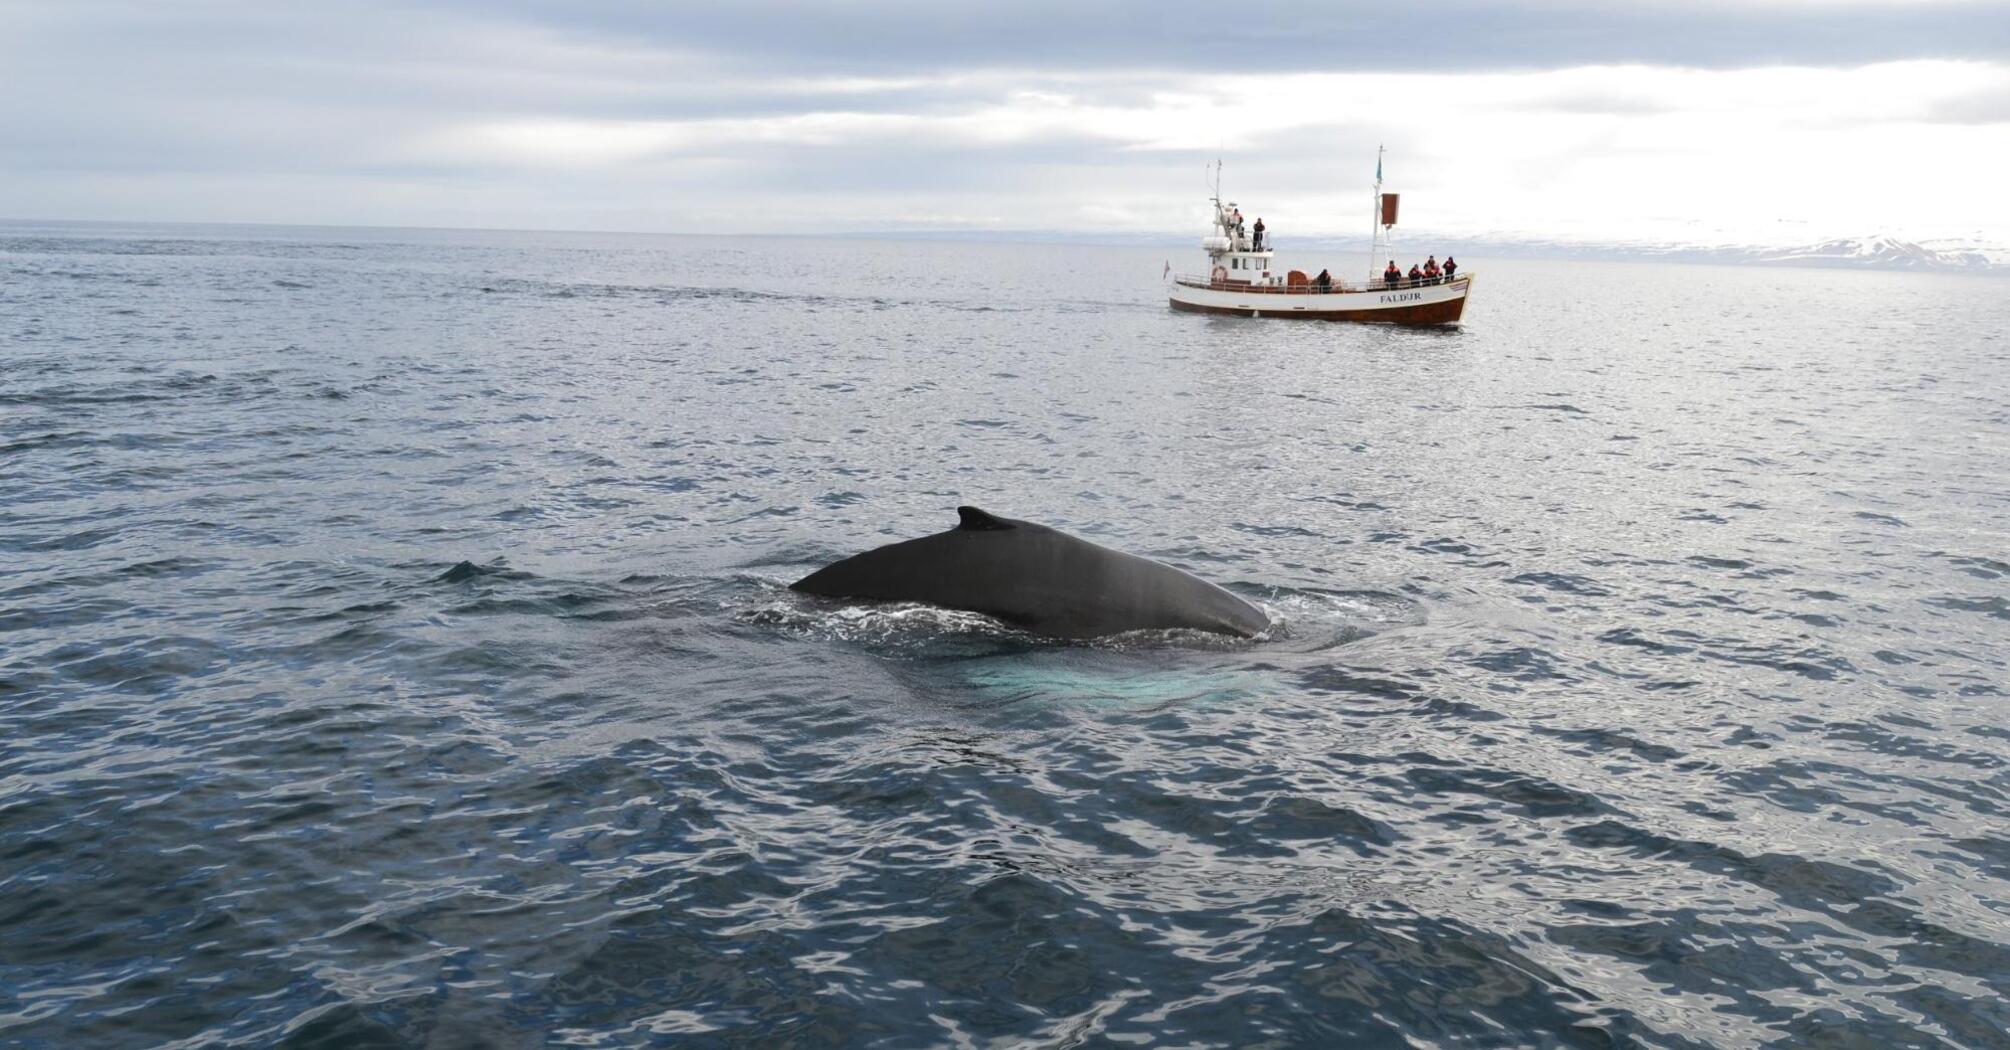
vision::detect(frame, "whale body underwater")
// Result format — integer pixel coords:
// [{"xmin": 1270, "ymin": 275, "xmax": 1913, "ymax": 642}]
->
[{"xmin": 791, "ymin": 507, "xmax": 1270, "ymax": 639}]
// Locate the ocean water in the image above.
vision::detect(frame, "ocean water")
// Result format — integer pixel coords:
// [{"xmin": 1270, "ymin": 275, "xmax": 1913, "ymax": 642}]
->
[{"xmin": 3, "ymin": 220, "xmax": 2007, "ymax": 1048}]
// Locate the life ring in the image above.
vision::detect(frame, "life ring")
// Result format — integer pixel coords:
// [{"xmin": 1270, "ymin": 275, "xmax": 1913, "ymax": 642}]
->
[{"xmin": 1210, "ymin": 265, "xmax": 1228, "ymax": 284}]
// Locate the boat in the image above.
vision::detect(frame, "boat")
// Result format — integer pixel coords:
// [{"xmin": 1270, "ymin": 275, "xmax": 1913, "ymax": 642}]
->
[{"xmin": 1167, "ymin": 150, "xmax": 1471, "ymax": 325}]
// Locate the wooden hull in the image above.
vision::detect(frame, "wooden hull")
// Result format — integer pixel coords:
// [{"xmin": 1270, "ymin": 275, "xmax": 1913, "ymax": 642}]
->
[{"xmin": 1168, "ymin": 275, "xmax": 1471, "ymax": 325}]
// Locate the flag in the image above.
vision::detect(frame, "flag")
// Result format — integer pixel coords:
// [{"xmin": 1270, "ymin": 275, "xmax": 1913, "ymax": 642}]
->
[
  {"xmin": 1163, "ymin": 260, "xmax": 1171, "ymax": 279},
  {"xmin": 1375, "ymin": 153, "xmax": 1382, "ymax": 183}
]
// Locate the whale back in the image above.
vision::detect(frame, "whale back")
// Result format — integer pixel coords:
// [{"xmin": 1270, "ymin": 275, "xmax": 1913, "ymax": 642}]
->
[{"xmin": 791, "ymin": 506, "xmax": 1268, "ymax": 639}]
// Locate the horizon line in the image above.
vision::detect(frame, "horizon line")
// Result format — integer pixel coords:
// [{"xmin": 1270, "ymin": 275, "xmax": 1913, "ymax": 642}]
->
[{"xmin": 2, "ymin": 215, "xmax": 2001, "ymax": 272}]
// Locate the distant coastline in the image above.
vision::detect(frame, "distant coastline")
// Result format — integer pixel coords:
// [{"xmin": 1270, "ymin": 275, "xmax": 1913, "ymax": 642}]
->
[
  {"xmin": 4, "ymin": 217, "xmax": 2002, "ymax": 274},
  {"xmin": 832, "ymin": 228, "xmax": 2008, "ymax": 274}
]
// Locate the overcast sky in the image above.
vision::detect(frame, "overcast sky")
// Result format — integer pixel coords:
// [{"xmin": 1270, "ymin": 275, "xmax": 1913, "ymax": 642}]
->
[{"xmin": 5, "ymin": 0, "xmax": 2008, "ymax": 245}]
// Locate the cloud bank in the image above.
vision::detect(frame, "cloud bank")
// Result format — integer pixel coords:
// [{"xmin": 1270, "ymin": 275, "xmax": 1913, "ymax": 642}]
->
[{"xmin": 4, "ymin": 1, "xmax": 2006, "ymax": 244}]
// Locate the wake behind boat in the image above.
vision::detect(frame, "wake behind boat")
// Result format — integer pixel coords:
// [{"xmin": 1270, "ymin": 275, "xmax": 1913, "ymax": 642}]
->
[{"xmin": 1167, "ymin": 151, "xmax": 1472, "ymax": 325}]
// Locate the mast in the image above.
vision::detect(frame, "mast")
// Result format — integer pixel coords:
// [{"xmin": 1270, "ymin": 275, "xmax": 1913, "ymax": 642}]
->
[
  {"xmin": 1368, "ymin": 145, "xmax": 1389, "ymax": 283},
  {"xmin": 1208, "ymin": 157, "xmax": 1225, "ymax": 237}
]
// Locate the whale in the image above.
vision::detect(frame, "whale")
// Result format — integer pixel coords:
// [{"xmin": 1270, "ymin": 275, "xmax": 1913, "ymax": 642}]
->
[{"xmin": 791, "ymin": 506, "xmax": 1269, "ymax": 640}]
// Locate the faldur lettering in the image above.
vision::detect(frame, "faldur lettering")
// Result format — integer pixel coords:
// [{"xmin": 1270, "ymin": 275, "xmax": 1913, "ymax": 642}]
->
[{"xmin": 1378, "ymin": 292, "xmax": 1422, "ymax": 304}]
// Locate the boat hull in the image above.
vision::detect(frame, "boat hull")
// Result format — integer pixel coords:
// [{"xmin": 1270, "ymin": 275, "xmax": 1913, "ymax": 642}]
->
[{"xmin": 1169, "ymin": 275, "xmax": 1471, "ymax": 325}]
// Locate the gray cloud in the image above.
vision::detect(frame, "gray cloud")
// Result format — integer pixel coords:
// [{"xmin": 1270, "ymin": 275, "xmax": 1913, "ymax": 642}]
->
[
  {"xmin": 1928, "ymin": 84, "xmax": 2010, "ymax": 122},
  {"xmin": 1532, "ymin": 92, "xmax": 1679, "ymax": 117},
  {"xmin": 468, "ymin": 0, "xmax": 2010, "ymax": 73}
]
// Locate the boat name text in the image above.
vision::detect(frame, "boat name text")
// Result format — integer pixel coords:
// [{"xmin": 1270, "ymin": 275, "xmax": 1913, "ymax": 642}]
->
[{"xmin": 1378, "ymin": 292, "xmax": 1423, "ymax": 303}]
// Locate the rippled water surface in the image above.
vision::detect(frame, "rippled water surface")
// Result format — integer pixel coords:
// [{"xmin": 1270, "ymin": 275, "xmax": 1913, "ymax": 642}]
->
[{"xmin": 4, "ymin": 220, "xmax": 2008, "ymax": 1048}]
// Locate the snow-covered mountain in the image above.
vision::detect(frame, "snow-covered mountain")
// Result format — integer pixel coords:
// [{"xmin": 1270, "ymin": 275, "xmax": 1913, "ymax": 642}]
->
[
  {"xmin": 1334, "ymin": 231, "xmax": 2010, "ymax": 273},
  {"xmin": 1749, "ymin": 235, "xmax": 1996, "ymax": 271},
  {"xmin": 868, "ymin": 228, "xmax": 2010, "ymax": 274},
  {"xmin": 1917, "ymin": 235, "xmax": 2010, "ymax": 269}
]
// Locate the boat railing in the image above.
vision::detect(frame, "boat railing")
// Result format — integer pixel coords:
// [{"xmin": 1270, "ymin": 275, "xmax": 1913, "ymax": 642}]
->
[{"xmin": 1172, "ymin": 272, "xmax": 1469, "ymax": 293}]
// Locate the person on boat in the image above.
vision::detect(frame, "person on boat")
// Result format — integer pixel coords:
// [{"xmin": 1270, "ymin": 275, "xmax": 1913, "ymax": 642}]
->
[
  {"xmin": 1252, "ymin": 218, "xmax": 1266, "ymax": 251},
  {"xmin": 1443, "ymin": 256, "xmax": 1458, "ymax": 279},
  {"xmin": 1384, "ymin": 260, "xmax": 1401, "ymax": 288},
  {"xmin": 1424, "ymin": 256, "xmax": 1441, "ymax": 284},
  {"xmin": 1315, "ymin": 268, "xmax": 1332, "ymax": 292},
  {"xmin": 1408, "ymin": 263, "xmax": 1424, "ymax": 287}
]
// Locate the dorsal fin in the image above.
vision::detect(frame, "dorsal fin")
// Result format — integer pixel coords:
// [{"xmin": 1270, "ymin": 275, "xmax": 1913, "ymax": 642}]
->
[{"xmin": 956, "ymin": 506, "xmax": 1015, "ymax": 531}]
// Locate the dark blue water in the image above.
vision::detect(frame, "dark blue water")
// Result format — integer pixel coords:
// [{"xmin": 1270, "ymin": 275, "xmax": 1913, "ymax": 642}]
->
[{"xmin": 4, "ymin": 220, "xmax": 2008, "ymax": 1048}]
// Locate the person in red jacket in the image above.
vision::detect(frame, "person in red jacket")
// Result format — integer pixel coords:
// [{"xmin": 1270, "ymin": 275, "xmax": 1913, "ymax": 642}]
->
[
  {"xmin": 1407, "ymin": 263, "xmax": 1423, "ymax": 287},
  {"xmin": 1383, "ymin": 260, "xmax": 1402, "ymax": 288},
  {"xmin": 1424, "ymin": 256, "xmax": 1441, "ymax": 284}
]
